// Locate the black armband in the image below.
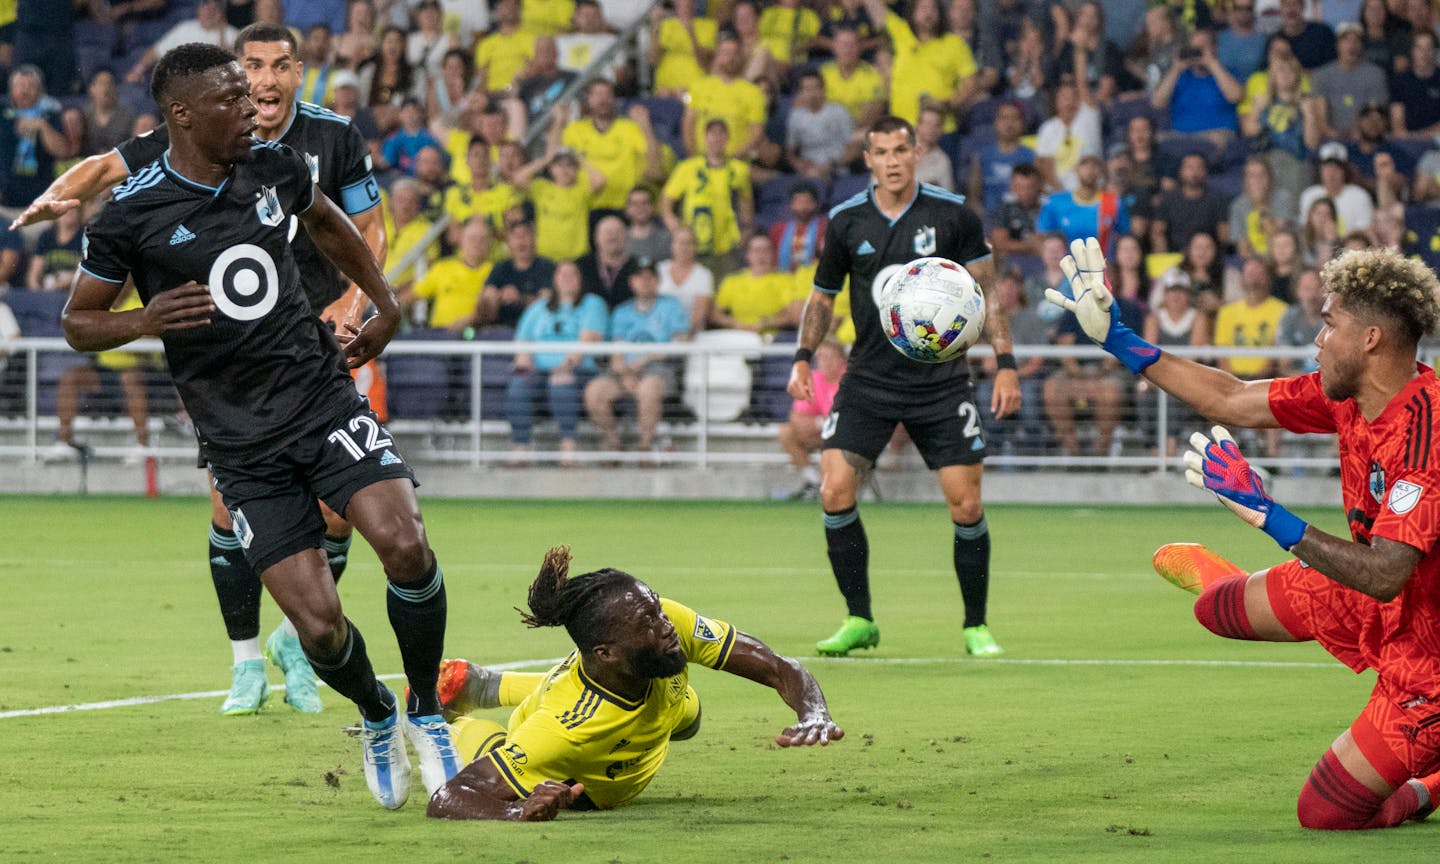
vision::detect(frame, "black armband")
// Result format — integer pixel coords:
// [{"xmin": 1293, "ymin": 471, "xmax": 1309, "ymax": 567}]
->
[
  {"xmin": 793, "ymin": 347, "xmax": 814, "ymax": 364},
  {"xmin": 995, "ymin": 352, "xmax": 1018, "ymax": 371}
]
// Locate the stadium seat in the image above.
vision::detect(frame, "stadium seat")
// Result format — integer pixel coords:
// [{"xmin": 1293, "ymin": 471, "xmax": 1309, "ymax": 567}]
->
[
  {"xmin": 1158, "ymin": 133, "xmax": 1220, "ymax": 169},
  {"xmin": 683, "ymin": 330, "xmax": 762, "ymax": 423},
  {"xmin": 73, "ymin": 20, "xmax": 118, "ymax": 84},
  {"xmin": 756, "ymin": 174, "xmax": 817, "ymax": 231},
  {"xmin": 1104, "ymin": 98, "xmax": 1163, "ymax": 145},
  {"xmin": 6, "ymin": 289, "xmax": 67, "ymax": 337},
  {"xmin": 826, "ymin": 172, "xmax": 869, "ymax": 209},
  {"xmin": 1006, "ymin": 254, "xmax": 1045, "ymax": 282},
  {"xmin": 634, "ymin": 96, "xmax": 685, "ymax": 158},
  {"xmin": 765, "ymin": 95, "xmax": 793, "ymax": 149},
  {"xmin": 1210, "ymin": 165, "xmax": 1244, "ymax": 200}
]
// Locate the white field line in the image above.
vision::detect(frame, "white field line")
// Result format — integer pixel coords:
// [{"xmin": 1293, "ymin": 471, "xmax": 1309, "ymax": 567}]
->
[{"xmin": 0, "ymin": 655, "xmax": 1342, "ymax": 721}]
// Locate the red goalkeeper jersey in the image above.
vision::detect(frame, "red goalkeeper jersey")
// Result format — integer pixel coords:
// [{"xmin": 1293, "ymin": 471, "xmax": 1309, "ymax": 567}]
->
[{"xmin": 1269, "ymin": 366, "xmax": 1440, "ymax": 692}]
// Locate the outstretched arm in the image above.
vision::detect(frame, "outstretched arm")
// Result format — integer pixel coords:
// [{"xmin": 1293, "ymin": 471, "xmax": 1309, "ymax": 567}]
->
[
  {"xmin": 10, "ymin": 149, "xmax": 129, "ymax": 230},
  {"xmin": 298, "ymin": 187, "xmax": 399, "ymax": 368},
  {"xmin": 721, "ymin": 631, "xmax": 843, "ymax": 746},
  {"xmin": 786, "ymin": 288, "xmax": 836, "ymax": 403},
  {"xmin": 428, "ymin": 758, "xmax": 584, "ymax": 822}
]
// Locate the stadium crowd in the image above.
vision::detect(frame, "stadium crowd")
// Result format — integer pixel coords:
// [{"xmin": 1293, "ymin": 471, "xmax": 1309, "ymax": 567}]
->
[{"xmin": 5, "ymin": 0, "xmax": 1440, "ymax": 483}]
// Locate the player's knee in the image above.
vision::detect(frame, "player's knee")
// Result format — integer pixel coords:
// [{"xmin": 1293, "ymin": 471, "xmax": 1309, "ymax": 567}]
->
[
  {"xmin": 1296, "ymin": 778, "xmax": 1372, "ymax": 830},
  {"xmin": 292, "ymin": 599, "xmax": 346, "ymax": 655},
  {"xmin": 948, "ymin": 499, "xmax": 983, "ymax": 525},
  {"xmin": 380, "ymin": 532, "xmax": 432, "ymax": 582},
  {"xmin": 819, "ymin": 480, "xmax": 856, "ymax": 512}
]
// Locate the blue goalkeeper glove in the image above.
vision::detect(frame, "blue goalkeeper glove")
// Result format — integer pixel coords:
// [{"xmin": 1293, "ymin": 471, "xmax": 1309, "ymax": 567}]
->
[
  {"xmin": 1185, "ymin": 426, "xmax": 1308, "ymax": 551},
  {"xmin": 1045, "ymin": 238, "xmax": 1161, "ymax": 375}
]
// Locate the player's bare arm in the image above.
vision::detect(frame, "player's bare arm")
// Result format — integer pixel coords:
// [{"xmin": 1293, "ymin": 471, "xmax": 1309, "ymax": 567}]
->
[
  {"xmin": 319, "ymin": 203, "xmax": 387, "ymax": 332},
  {"xmin": 970, "ymin": 254, "xmax": 1021, "ymax": 419},
  {"xmin": 1286, "ymin": 531, "xmax": 1423, "ymax": 603},
  {"xmin": 62, "ymin": 274, "xmax": 214, "ymax": 351},
  {"xmin": 427, "ymin": 759, "xmax": 585, "ymax": 822},
  {"xmin": 1143, "ymin": 356, "xmax": 1281, "ymax": 429},
  {"xmin": 297, "ymin": 187, "xmax": 398, "ymax": 368},
  {"xmin": 787, "ymin": 289, "xmax": 836, "ymax": 402},
  {"xmin": 9, "ymin": 149, "xmax": 129, "ymax": 230},
  {"xmin": 719, "ymin": 631, "xmax": 843, "ymax": 747}
]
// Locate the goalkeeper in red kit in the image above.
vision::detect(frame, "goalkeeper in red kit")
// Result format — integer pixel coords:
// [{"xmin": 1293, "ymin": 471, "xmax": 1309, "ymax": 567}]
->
[{"xmin": 1051, "ymin": 238, "xmax": 1440, "ymax": 830}]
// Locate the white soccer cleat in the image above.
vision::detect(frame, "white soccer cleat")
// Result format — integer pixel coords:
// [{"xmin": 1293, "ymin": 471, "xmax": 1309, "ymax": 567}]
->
[
  {"xmin": 404, "ymin": 713, "xmax": 463, "ymax": 798},
  {"xmin": 361, "ymin": 702, "xmax": 412, "ymax": 810}
]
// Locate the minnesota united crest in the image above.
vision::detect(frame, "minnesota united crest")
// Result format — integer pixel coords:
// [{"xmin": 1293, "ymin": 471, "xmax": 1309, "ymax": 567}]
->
[
  {"xmin": 913, "ymin": 225, "xmax": 936, "ymax": 256},
  {"xmin": 255, "ymin": 185, "xmax": 284, "ymax": 227}
]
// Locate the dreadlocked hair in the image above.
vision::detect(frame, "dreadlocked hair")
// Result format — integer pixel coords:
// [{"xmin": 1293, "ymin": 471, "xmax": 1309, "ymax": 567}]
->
[
  {"xmin": 519, "ymin": 546, "xmax": 636, "ymax": 653},
  {"xmin": 151, "ymin": 42, "xmax": 237, "ymax": 109},
  {"xmin": 1322, "ymin": 248, "xmax": 1440, "ymax": 347}
]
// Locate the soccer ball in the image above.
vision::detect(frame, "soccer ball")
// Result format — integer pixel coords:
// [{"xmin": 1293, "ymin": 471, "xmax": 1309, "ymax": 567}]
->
[{"xmin": 878, "ymin": 257, "xmax": 987, "ymax": 364}]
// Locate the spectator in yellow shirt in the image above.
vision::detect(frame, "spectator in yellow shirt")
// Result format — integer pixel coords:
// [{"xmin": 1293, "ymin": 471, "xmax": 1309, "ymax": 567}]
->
[
  {"xmin": 513, "ymin": 146, "xmax": 606, "ymax": 262},
  {"xmin": 399, "ymin": 218, "xmax": 496, "ymax": 332},
  {"xmin": 444, "ymin": 136, "xmax": 525, "ymax": 244},
  {"xmin": 863, "ymin": 0, "xmax": 976, "ymax": 128},
  {"xmin": 522, "ymin": 0, "xmax": 574, "ymax": 36},
  {"xmin": 758, "ymin": 0, "xmax": 822, "ymax": 66},
  {"xmin": 711, "ymin": 235, "xmax": 802, "ymax": 333},
  {"xmin": 557, "ymin": 79, "xmax": 663, "ymax": 212},
  {"xmin": 384, "ymin": 179, "xmax": 439, "ymax": 292},
  {"xmin": 683, "ymin": 33, "xmax": 766, "ymax": 160},
  {"xmin": 648, "ymin": 0, "xmax": 717, "ymax": 97},
  {"xmin": 820, "ymin": 27, "xmax": 885, "ymax": 129},
  {"xmin": 475, "ymin": 0, "xmax": 537, "ymax": 94},
  {"xmin": 662, "ymin": 119, "xmax": 755, "ymax": 278},
  {"xmin": 1213, "ymin": 258, "xmax": 1291, "ymax": 381}
]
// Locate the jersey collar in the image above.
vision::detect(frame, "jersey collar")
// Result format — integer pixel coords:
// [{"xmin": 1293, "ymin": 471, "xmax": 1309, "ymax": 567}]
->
[
  {"xmin": 576, "ymin": 659, "xmax": 648, "ymax": 711},
  {"xmin": 871, "ymin": 180, "xmax": 920, "ymax": 226},
  {"xmin": 161, "ymin": 150, "xmax": 230, "ymax": 198}
]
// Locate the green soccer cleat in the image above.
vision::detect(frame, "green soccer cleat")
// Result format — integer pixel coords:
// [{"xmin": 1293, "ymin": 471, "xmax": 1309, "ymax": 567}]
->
[
  {"xmin": 816, "ymin": 616, "xmax": 881, "ymax": 657},
  {"xmin": 220, "ymin": 658, "xmax": 270, "ymax": 715},
  {"xmin": 265, "ymin": 626, "xmax": 323, "ymax": 714},
  {"xmin": 963, "ymin": 625, "xmax": 1005, "ymax": 658}
]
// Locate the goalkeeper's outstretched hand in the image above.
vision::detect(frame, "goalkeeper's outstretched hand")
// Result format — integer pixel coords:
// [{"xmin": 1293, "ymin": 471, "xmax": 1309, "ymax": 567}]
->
[
  {"xmin": 1185, "ymin": 425, "xmax": 1308, "ymax": 551},
  {"xmin": 1046, "ymin": 237, "xmax": 1161, "ymax": 374},
  {"xmin": 1047, "ymin": 237, "xmax": 1113, "ymax": 344}
]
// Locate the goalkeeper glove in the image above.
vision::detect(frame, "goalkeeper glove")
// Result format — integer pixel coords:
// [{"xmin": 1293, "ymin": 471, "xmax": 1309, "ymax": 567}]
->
[
  {"xmin": 1185, "ymin": 426, "xmax": 1308, "ymax": 551},
  {"xmin": 1046, "ymin": 237, "xmax": 1161, "ymax": 375}
]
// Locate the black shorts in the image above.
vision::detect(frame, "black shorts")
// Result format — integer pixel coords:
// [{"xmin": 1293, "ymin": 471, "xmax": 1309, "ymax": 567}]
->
[
  {"xmin": 821, "ymin": 376, "xmax": 987, "ymax": 470},
  {"xmin": 207, "ymin": 406, "xmax": 416, "ymax": 573}
]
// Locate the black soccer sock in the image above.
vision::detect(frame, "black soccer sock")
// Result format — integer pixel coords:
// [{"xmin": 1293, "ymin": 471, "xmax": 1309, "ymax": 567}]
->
[
  {"xmin": 954, "ymin": 516, "xmax": 991, "ymax": 629},
  {"xmin": 387, "ymin": 559, "xmax": 447, "ymax": 717},
  {"xmin": 305, "ymin": 618, "xmax": 394, "ymax": 723},
  {"xmin": 324, "ymin": 533, "xmax": 352, "ymax": 583},
  {"xmin": 208, "ymin": 524, "xmax": 261, "ymax": 642},
  {"xmin": 824, "ymin": 507, "xmax": 871, "ymax": 621}
]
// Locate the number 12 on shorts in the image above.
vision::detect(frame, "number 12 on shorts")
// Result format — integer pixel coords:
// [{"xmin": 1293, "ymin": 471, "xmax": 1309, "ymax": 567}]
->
[{"xmin": 327, "ymin": 414, "xmax": 393, "ymax": 461}]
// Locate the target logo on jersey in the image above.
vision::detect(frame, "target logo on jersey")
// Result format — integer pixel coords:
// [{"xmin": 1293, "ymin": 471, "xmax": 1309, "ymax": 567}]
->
[{"xmin": 208, "ymin": 244, "xmax": 280, "ymax": 321}]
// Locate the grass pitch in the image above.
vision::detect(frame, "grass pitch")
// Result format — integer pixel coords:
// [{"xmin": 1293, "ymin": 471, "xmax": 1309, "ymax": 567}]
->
[{"xmin": 0, "ymin": 496, "xmax": 1432, "ymax": 863}]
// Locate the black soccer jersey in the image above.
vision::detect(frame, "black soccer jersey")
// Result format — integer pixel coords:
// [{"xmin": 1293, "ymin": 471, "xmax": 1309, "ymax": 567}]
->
[
  {"xmin": 115, "ymin": 102, "xmax": 381, "ymax": 312},
  {"xmin": 80, "ymin": 141, "xmax": 361, "ymax": 459},
  {"xmin": 813, "ymin": 182, "xmax": 990, "ymax": 391}
]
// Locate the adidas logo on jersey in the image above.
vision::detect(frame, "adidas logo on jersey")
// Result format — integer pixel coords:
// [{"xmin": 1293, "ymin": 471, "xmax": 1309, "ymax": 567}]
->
[
  {"xmin": 210, "ymin": 555, "xmax": 230, "ymax": 566},
  {"xmin": 378, "ymin": 449, "xmax": 402, "ymax": 466},
  {"xmin": 856, "ymin": 240, "xmax": 876, "ymax": 255},
  {"xmin": 169, "ymin": 224, "xmax": 196, "ymax": 246}
]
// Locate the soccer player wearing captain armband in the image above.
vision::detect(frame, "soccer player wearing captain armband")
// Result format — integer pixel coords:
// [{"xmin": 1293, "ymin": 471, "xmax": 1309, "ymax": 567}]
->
[{"xmin": 1049, "ymin": 237, "xmax": 1440, "ymax": 830}]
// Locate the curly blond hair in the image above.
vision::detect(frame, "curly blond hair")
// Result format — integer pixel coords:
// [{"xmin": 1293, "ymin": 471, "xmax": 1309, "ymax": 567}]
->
[{"xmin": 1322, "ymin": 249, "xmax": 1440, "ymax": 346}]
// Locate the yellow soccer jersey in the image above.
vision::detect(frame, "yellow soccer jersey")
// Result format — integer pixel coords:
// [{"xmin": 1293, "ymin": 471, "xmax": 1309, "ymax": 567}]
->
[
  {"xmin": 655, "ymin": 17, "xmax": 718, "ymax": 93},
  {"xmin": 758, "ymin": 6, "xmax": 821, "ymax": 64},
  {"xmin": 411, "ymin": 257, "xmax": 493, "ymax": 327},
  {"xmin": 884, "ymin": 14, "xmax": 974, "ymax": 128},
  {"xmin": 443, "ymin": 130, "xmax": 503, "ymax": 188},
  {"xmin": 475, "ymin": 29, "xmax": 537, "ymax": 92},
  {"xmin": 1213, "ymin": 297, "xmax": 1290, "ymax": 378},
  {"xmin": 530, "ymin": 177, "xmax": 592, "ymax": 261},
  {"xmin": 795, "ymin": 263, "xmax": 854, "ymax": 344},
  {"xmin": 98, "ymin": 289, "xmax": 149, "ymax": 370},
  {"xmin": 522, "ymin": 0, "xmax": 573, "ymax": 35},
  {"xmin": 444, "ymin": 182, "xmax": 524, "ymax": 233},
  {"xmin": 715, "ymin": 270, "xmax": 796, "ymax": 327},
  {"xmin": 387, "ymin": 215, "xmax": 438, "ymax": 286},
  {"xmin": 562, "ymin": 118, "xmax": 648, "ymax": 210},
  {"xmin": 662, "ymin": 156, "xmax": 750, "ymax": 256},
  {"xmin": 488, "ymin": 598, "xmax": 737, "ymax": 810},
  {"xmin": 687, "ymin": 75, "xmax": 766, "ymax": 157},
  {"xmin": 820, "ymin": 61, "xmax": 884, "ymax": 122}
]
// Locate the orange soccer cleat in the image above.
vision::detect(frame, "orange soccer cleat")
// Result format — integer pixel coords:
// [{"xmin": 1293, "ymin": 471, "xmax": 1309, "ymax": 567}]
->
[{"xmin": 1152, "ymin": 543, "xmax": 1245, "ymax": 595}]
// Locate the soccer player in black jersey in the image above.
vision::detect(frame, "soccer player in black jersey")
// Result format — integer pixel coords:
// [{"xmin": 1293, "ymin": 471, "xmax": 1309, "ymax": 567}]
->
[
  {"xmin": 14, "ymin": 24, "xmax": 388, "ymax": 717},
  {"xmin": 63, "ymin": 44, "xmax": 455, "ymax": 811},
  {"xmin": 787, "ymin": 116, "xmax": 1022, "ymax": 658}
]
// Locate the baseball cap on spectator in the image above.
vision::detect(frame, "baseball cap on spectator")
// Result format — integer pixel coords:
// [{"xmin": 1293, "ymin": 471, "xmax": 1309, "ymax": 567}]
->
[
  {"xmin": 1335, "ymin": 22, "xmax": 1362, "ymax": 39},
  {"xmin": 552, "ymin": 147, "xmax": 580, "ymax": 165},
  {"xmin": 1159, "ymin": 268, "xmax": 1192, "ymax": 291},
  {"xmin": 332, "ymin": 70, "xmax": 360, "ymax": 92},
  {"xmin": 1318, "ymin": 142, "xmax": 1349, "ymax": 164}
]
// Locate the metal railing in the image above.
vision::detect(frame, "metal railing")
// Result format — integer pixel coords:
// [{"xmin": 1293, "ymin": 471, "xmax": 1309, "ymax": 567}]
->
[{"xmin": 0, "ymin": 336, "xmax": 1365, "ymax": 472}]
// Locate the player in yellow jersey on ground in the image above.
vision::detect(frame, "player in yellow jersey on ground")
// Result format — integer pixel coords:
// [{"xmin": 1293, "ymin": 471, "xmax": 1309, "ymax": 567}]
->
[{"xmin": 426, "ymin": 546, "xmax": 843, "ymax": 821}]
